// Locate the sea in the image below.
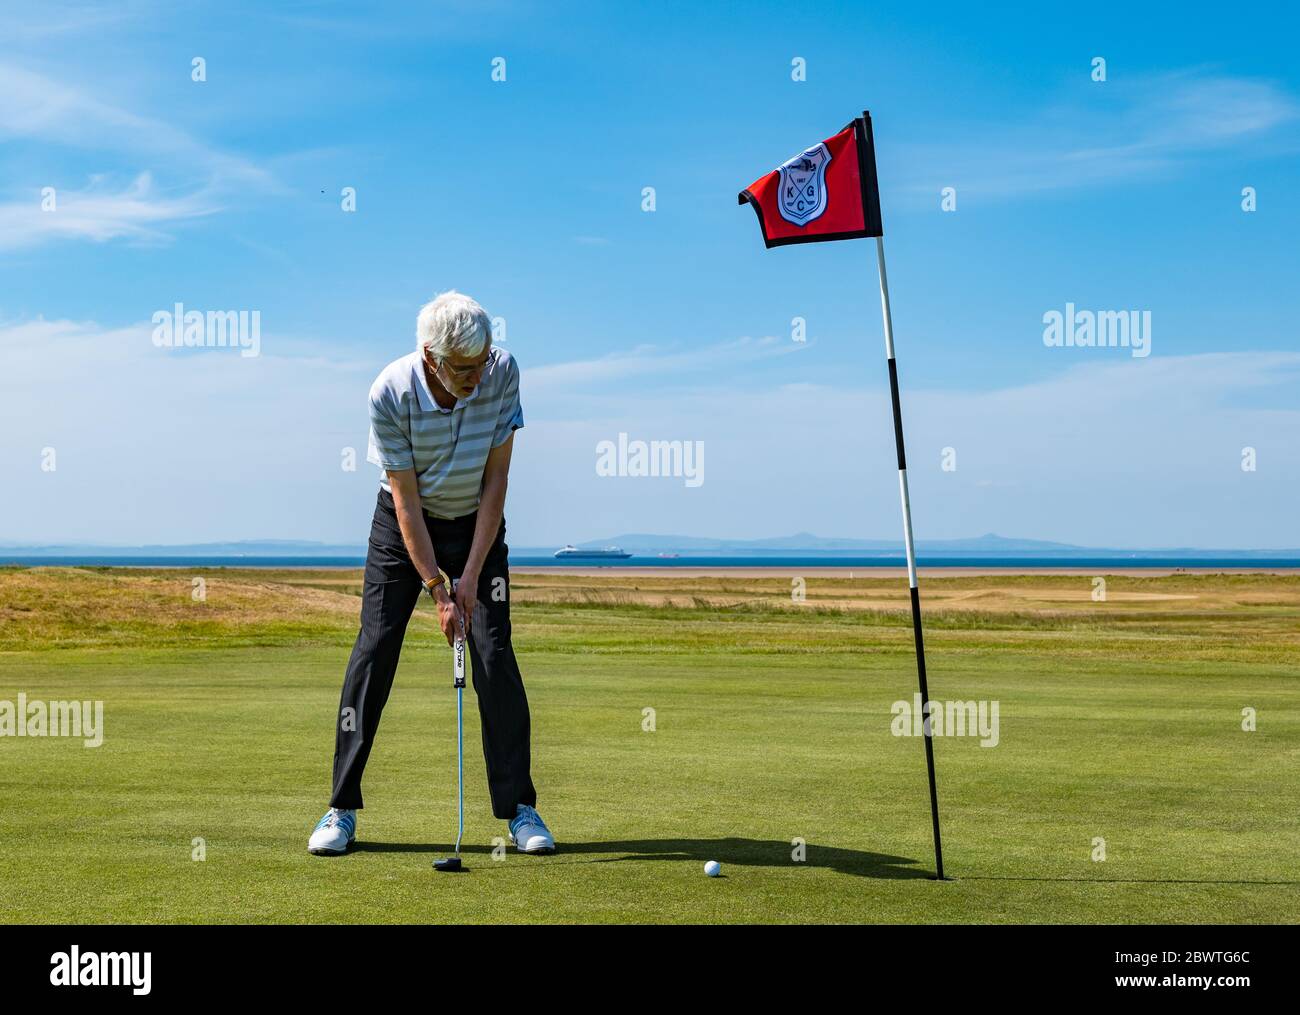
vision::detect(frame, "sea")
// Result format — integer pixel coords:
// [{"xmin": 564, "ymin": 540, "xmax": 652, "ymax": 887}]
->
[{"xmin": 3, "ymin": 554, "xmax": 1298, "ymax": 570}]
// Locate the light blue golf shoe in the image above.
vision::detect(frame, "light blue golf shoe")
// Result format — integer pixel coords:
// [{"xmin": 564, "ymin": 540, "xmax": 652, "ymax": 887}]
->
[
  {"xmin": 508, "ymin": 804, "xmax": 555, "ymax": 854},
  {"xmin": 308, "ymin": 807, "xmax": 356, "ymax": 855}
]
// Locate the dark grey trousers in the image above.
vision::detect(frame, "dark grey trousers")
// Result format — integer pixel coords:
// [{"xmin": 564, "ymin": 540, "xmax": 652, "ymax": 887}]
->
[{"xmin": 329, "ymin": 488, "xmax": 536, "ymax": 819}]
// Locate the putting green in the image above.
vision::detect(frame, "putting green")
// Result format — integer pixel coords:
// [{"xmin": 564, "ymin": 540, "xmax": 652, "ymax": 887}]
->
[{"xmin": 0, "ymin": 568, "xmax": 1297, "ymax": 923}]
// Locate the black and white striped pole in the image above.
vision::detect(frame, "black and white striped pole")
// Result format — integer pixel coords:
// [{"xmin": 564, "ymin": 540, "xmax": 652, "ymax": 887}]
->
[{"xmin": 874, "ymin": 235, "xmax": 946, "ymax": 880}]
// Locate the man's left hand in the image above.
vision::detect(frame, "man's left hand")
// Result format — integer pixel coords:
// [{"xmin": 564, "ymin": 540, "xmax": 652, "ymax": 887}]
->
[{"xmin": 455, "ymin": 569, "xmax": 479, "ymax": 635}]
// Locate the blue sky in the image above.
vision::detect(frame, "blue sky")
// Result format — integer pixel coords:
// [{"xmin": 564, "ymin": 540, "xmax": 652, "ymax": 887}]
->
[{"xmin": 2, "ymin": 0, "xmax": 1297, "ymax": 548}]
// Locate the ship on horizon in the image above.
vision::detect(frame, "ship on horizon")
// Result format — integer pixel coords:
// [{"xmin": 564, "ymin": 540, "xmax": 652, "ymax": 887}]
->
[{"xmin": 553, "ymin": 544, "xmax": 633, "ymax": 560}]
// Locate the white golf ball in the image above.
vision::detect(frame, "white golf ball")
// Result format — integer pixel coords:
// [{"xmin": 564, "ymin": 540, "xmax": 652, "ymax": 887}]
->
[{"xmin": 704, "ymin": 860, "xmax": 721, "ymax": 877}]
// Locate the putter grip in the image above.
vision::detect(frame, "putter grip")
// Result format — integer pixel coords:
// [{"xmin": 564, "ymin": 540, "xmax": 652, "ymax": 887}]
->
[{"xmin": 450, "ymin": 576, "xmax": 466, "ymax": 688}]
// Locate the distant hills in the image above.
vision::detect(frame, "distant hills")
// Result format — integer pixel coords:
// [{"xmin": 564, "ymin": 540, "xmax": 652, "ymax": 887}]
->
[
  {"xmin": 2, "ymin": 533, "xmax": 1297, "ymax": 559},
  {"xmin": 577, "ymin": 532, "xmax": 1078, "ymax": 552},
  {"xmin": 558, "ymin": 532, "xmax": 1299, "ymax": 558}
]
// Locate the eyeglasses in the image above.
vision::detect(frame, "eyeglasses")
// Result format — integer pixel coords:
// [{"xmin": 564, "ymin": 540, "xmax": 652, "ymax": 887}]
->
[{"xmin": 429, "ymin": 351, "xmax": 490, "ymax": 381}]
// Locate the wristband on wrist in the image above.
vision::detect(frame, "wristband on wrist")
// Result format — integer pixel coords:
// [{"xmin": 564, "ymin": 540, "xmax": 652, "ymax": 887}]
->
[{"xmin": 422, "ymin": 568, "xmax": 451, "ymax": 599}]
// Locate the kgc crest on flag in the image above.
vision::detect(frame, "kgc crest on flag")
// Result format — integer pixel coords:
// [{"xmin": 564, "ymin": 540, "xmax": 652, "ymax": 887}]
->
[
  {"xmin": 738, "ymin": 115, "xmax": 883, "ymax": 247},
  {"xmin": 776, "ymin": 142, "xmax": 830, "ymax": 225},
  {"xmin": 737, "ymin": 111, "xmax": 945, "ymax": 880}
]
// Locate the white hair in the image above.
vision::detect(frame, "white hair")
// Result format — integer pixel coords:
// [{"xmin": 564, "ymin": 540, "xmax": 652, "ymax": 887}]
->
[{"xmin": 416, "ymin": 291, "xmax": 492, "ymax": 359}]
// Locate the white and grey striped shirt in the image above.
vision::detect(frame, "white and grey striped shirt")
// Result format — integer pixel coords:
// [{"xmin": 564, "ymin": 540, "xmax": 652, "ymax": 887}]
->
[{"xmin": 366, "ymin": 346, "xmax": 524, "ymax": 519}]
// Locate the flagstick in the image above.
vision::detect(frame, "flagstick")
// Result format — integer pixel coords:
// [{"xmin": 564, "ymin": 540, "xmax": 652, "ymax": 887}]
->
[{"xmin": 874, "ymin": 235, "xmax": 945, "ymax": 880}]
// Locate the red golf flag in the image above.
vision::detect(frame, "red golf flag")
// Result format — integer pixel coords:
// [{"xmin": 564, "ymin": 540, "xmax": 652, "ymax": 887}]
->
[
  {"xmin": 735, "ymin": 109, "xmax": 945, "ymax": 881},
  {"xmin": 738, "ymin": 112, "xmax": 883, "ymax": 248}
]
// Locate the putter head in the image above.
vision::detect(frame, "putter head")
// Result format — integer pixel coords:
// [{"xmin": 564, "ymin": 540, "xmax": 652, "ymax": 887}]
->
[{"xmin": 433, "ymin": 856, "xmax": 463, "ymax": 872}]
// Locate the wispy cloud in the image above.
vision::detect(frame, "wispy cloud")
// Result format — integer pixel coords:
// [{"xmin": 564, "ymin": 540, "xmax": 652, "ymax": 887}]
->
[
  {"xmin": 0, "ymin": 63, "xmax": 271, "ymax": 186},
  {"xmin": 0, "ymin": 60, "xmax": 274, "ymax": 250},
  {"xmin": 0, "ymin": 0, "xmax": 145, "ymax": 41},
  {"xmin": 524, "ymin": 335, "xmax": 802, "ymax": 395},
  {"xmin": 0, "ymin": 315, "xmax": 379, "ymax": 543},
  {"xmin": 901, "ymin": 70, "xmax": 1300, "ymax": 199},
  {"xmin": 515, "ymin": 349, "xmax": 1300, "ymax": 547},
  {"xmin": 0, "ymin": 173, "xmax": 218, "ymax": 250}
]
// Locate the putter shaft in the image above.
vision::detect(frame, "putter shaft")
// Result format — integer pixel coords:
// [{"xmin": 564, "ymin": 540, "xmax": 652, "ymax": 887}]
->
[{"xmin": 436, "ymin": 588, "xmax": 468, "ymax": 871}]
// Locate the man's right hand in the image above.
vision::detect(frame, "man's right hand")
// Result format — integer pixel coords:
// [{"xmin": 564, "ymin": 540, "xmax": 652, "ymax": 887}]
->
[
  {"xmin": 434, "ymin": 588, "xmax": 465, "ymax": 647},
  {"xmin": 387, "ymin": 468, "xmax": 464, "ymax": 644}
]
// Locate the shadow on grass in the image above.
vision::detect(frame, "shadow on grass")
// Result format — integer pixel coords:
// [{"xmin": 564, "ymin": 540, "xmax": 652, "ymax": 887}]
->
[
  {"xmin": 354, "ymin": 837, "xmax": 934, "ymax": 879},
  {"xmin": 963, "ymin": 875, "xmax": 1300, "ymax": 886},
  {"xmin": 351, "ymin": 842, "xmax": 1296, "ymax": 886}
]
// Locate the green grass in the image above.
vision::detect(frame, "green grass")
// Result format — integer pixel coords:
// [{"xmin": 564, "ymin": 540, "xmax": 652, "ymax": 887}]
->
[{"xmin": 0, "ymin": 567, "xmax": 1297, "ymax": 923}]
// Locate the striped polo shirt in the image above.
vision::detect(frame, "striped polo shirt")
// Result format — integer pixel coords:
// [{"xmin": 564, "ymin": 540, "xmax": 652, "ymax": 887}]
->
[{"xmin": 366, "ymin": 346, "xmax": 524, "ymax": 519}]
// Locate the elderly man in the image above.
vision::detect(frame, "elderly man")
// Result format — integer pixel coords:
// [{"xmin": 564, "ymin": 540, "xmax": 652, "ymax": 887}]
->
[{"xmin": 308, "ymin": 291, "xmax": 553, "ymax": 856}]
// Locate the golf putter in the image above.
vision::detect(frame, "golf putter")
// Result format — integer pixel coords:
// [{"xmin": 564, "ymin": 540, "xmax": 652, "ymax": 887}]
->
[{"xmin": 434, "ymin": 585, "xmax": 467, "ymax": 872}]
